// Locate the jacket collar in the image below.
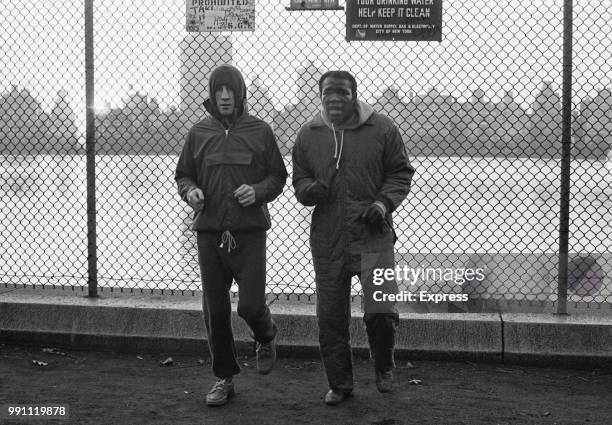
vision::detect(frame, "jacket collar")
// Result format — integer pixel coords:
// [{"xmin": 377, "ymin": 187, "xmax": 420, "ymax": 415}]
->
[{"xmin": 309, "ymin": 100, "xmax": 375, "ymax": 130}]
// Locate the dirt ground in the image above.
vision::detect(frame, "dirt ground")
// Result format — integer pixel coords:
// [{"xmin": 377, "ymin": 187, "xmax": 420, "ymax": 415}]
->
[{"xmin": 1, "ymin": 343, "xmax": 611, "ymax": 425}]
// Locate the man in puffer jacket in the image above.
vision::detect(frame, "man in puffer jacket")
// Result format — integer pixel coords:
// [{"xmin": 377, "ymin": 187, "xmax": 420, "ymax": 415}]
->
[
  {"xmin": 176, "ymin": 64, "xmax": 287, "ymax": 407},
  {"xmin": 292, "ymin": 70, "xmax": 414, "ymax": 405}
]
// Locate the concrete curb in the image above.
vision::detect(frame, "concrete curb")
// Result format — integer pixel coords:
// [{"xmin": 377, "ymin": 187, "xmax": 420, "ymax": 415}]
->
[
  {"xmin": 502, "ymin": 313, "xmax": 612, "ymax": 366},
  {"xmin": 1, "ymin": 288, "xmax": 611, "ymax": 367}
]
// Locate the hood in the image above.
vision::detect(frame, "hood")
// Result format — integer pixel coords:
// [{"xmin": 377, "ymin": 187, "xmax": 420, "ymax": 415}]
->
[
  {"xmin": 203, "ymin": 64, "xmax": 247, "ymax": 121},
  {"xmin": 317, "ymin": 99, "xmax": 374, "ymax": 131},
  {"xmin": 312, "ymin": 99, "xmax": 375, "ymax": 170}
]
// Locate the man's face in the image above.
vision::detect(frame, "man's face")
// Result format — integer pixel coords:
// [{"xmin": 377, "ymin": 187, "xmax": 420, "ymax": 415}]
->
[
  {"xmin": 321, "ymin": 77, "xmax": 355, "ymax": 125},
  {"xmin": 215, "ymin": 85, "xmax": 235, "ymax": 116}
]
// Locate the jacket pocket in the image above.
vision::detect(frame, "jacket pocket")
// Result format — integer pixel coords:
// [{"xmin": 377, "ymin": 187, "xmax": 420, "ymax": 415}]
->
[{"xmin": 204, "ymin": 151, "xmax": 252, "ymax": 166}]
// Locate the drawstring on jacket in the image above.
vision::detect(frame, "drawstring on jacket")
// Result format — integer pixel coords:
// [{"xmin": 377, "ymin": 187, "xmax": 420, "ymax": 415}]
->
[
  {"xmin": 219, "ymin": 230, "xmax": 236, "ymax": 253},
  {"xmin": 331, "ymin": 123, "xmax": 344, "ymax": 170}
]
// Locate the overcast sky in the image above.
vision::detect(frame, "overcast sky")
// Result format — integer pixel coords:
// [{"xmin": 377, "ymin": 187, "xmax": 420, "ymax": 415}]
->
[{"xmin": 1, "ymin": 0, "xmax": 611, "ymax": 130}]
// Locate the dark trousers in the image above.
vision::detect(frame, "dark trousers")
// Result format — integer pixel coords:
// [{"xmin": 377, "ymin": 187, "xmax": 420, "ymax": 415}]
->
[
  {"xmin": 315, "ymin": 231, "xmax": 399, "ymax": 393},
  {"xmin": 197, "ymin": 230, "xmax": 276, "ymax": 378}
]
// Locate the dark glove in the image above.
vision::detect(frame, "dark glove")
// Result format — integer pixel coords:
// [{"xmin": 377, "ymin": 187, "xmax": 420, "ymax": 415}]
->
[
  {"xmin": 360, "ymin": 202, "xmax": 386, "ymax": 233},
  {"xmin": 304, "ymin": 180, "xmax": 329, "ymax": 205}
]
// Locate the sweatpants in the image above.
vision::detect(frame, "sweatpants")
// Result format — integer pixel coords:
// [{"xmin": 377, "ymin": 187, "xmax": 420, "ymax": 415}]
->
[{"xmin": 196, "ymin": 230, "xmax": 276, "ymax": 378}]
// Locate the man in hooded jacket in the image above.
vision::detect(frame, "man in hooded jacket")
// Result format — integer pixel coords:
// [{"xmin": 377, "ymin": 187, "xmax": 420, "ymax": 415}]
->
[
  {"xmin": 176, "ymin": 64, "xmax": 287, "ymax": 406},
  {"xmin": 292, "ymin": 70, "xmax": 414, "ymax": 405}
]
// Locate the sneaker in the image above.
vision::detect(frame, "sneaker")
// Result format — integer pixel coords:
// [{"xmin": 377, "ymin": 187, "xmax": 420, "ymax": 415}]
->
[
  {"xmin": 375, "ymin": 370, "xmax": 394, "ymax": 393},
  {"xmin": 255, "ymin": 339, "xmax": 276, "ymax": 375},
  {"xmin": 205, "ymin": 378, "xmax": 234, "ymax": 406},
  {"xmin": 324, "ymin": 389, "xmax": 352, "ymax": 406}
]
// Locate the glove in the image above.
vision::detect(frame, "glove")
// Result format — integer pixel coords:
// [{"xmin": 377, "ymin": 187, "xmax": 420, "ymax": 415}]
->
[
  {"xmin": 304, "ymin": 180, "xmax": 329, "ymax": 205},
  {"xmin": 361, "ymin": 202, "xmax": 387, "ymax": 233}
]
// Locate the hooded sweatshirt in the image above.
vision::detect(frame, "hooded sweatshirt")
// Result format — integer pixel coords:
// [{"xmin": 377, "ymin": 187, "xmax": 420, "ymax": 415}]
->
[
  {"xmin": 205, "ymin": 64, "xmax": 247, "ymax": 121},
  {"xmin": 175, "ymin": 65, "xmax": 288, "ymax": 232},
  {"xmin": 292, "ymin": 99, "xmax": 415, "ymax": 261},
  {"xmin": 319, "ymin": 100, "xmax": 375, "ymax": 170}
]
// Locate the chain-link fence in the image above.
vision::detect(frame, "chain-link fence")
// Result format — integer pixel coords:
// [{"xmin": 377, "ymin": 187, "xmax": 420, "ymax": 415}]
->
[{"xmin": 1, "ymin": 1, "xmax": 611, "ymax": 312}]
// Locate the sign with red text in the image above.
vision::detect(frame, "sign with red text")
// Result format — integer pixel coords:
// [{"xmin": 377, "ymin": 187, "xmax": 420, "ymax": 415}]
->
[
  {"xmin": 346, "ymin": 0, "xmax": 442, "ymax": 41},
  {"xmin": 186, "ymin": 0, "xmax": 255, "ymax": 32}
]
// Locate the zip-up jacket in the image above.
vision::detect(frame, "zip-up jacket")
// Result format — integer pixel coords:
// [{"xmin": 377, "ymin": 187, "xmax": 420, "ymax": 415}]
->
[{"xmin": 175, "ymin": 73, "xmax": 287, "ymax": 232}]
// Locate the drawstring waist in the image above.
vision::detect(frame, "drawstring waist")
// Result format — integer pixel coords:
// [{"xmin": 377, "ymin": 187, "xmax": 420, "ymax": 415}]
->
[
  {"xmin": 219, "ymin": 230, "xmax": 237, "ymax": 253},
  {"xmin": 197, "ymin": 230, "xmax": 266, "ymax": 253}
]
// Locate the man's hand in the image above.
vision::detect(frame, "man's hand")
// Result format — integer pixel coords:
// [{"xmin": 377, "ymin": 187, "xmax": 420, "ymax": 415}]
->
[
  {"xmin": 234, "ymin": 184, "xmax": 256, "ymax": 207},
  {"xmin": 360, "ymin": 202, "xmax": 387, "ymax": 233},
  {"xmin": 187, "ymin": 188, "xmax": 205, "ymax": 212},
  {"xmin": 304, "ymin": 180, "xmax": 329, "ymax": 204}
]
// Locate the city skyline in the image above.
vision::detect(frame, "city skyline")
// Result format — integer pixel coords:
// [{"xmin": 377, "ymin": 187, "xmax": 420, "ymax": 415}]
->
[{"xmin": 2, "ymin": 75, "xmax": 611, "ymax": 159}]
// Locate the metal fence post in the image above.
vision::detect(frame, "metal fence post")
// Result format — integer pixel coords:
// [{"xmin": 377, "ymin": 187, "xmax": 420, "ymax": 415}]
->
[
  {"xmin": 85, "ymin": 0, "xmax": 97, "ymax": 297},
  {"xmin": 556, "ymin": 0, "xmax": 574, "ymax": 315}
]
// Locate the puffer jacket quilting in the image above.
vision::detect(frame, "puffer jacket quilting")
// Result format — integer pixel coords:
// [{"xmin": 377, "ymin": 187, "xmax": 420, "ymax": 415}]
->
[{"xmin": 292, "ymin": 103, "xmax": 415, "ymax": 264}]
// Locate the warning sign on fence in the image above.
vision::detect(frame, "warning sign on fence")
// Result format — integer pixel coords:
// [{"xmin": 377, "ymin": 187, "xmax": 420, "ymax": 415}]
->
[
  {"xmin": 346, "ymin": 0, "xmax": 442, "ymax": 41},
  {"xmin": 186, "ymin": 0, "xmax": 255, "ymax": 32}
]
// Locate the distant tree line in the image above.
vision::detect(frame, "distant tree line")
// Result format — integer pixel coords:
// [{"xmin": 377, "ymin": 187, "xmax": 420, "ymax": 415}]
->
[
  {"xmin": 2, "ymin": 82, "xmax": 611, "ymax": 159},
  {"xmin": 0, "ymin": 86, "xmax": 82, "ymax": 155},
  {"xmin": 273, "ymin": 82, "xmax": 612, "ymax": 159},
  {"xmin": 95, "ymin": 90, "xmax": 188, "ymax": 155}
]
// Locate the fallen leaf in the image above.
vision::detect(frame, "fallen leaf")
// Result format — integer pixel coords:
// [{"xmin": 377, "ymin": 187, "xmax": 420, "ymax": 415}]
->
[
  {"xmin": 408, "ymin": 379, "xmax": 422, "ymax": 385},
  {"xmin": 42, "ymin": 348, "xmax": 66, "ymax": 356},
  {"xmin": 32, "ymin": 360, "xmax": 48, "ymax": 367},
  {"xmin": 284, "ymin": 364, "xmax": 302, "ymax": 370},
  {"xmin": 160, "ymin": 357, "xmax": 174, "ymax": 366}
]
